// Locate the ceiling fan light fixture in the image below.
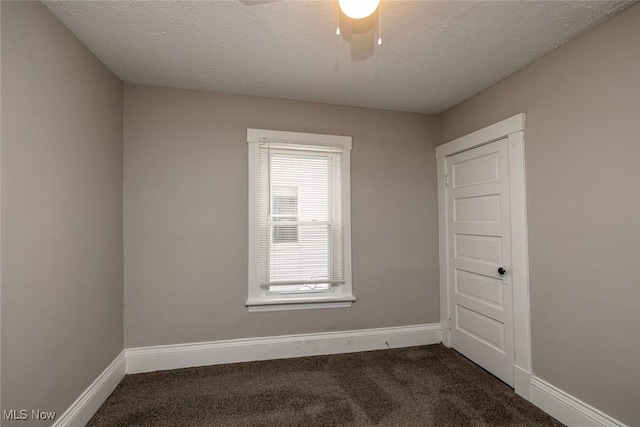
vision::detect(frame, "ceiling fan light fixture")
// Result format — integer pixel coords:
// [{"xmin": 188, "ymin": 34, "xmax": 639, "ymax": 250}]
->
[{"xmin": 338, "ymin": 0, "xmax": 380, "ymax": 19}]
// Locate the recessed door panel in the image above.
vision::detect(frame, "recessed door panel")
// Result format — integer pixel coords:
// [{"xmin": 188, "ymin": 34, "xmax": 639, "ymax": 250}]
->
[
  {"xmin": 452, "ymin": 152, "xmax": 500, "ymax": 188},
  {"xmin": 454, "ymin": 234, "xmax": 502, "ymax": 265},
  {"xmin": 455, "ymin": 269, "xmax": 504, "ymax": 308},
  {"xmin": 456, "ymin": 305, "xmax": 505, "ymax": 352},
  {"xmin": 454, "ymin": 195, "xmax": 501, "ymax": 224}
]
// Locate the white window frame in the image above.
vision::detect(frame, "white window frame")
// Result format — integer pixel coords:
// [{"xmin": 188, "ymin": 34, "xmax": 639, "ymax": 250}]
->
[{"xmin": 246, "ymin": 129, "xmax": 355, "ymax": 312}]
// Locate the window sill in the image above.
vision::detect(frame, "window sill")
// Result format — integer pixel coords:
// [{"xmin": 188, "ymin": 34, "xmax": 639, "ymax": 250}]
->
[{"xmin": 246, "ymin": 295, "xmax": 356, "ymax": 312}]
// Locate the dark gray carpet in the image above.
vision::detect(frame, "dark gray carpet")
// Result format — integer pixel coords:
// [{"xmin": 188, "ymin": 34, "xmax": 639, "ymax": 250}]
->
[{"xmin": 89, "ymin": 344, "xmax": 562, "ymax": 426}]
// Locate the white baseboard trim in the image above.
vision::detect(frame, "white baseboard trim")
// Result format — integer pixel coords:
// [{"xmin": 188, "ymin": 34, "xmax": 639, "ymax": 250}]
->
[
  {"xmin": 52, "ymin": 351, "xmax": 126, "ymax": 427},
  {"xmin": 513, "ymin": 364, "xmax": 531, "ymax": 400},
  {"xmin": 126, "ymin": 323, "xmax": 442, "ymax": 374},
  {"xmin": 530, "ymin": 376, "xmax": 628, "ymax": 427}
]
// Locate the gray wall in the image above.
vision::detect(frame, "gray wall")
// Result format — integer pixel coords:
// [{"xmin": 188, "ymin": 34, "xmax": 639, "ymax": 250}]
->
[
  {"xmin": 1, "ymin": 2, "xmax": 124, "ymax": 425},
  {"xmin": 438, "ymin": 4, "xmax": 640, "ymax": 425},
  {"xmin": 124, "ymin": 84, "xmax": 439, "ymax": 348}
]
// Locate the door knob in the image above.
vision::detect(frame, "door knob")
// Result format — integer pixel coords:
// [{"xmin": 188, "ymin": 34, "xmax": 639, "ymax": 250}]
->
[{"xmin": 497, "ymin": 267, "xmax": 506, "ymax": 275}]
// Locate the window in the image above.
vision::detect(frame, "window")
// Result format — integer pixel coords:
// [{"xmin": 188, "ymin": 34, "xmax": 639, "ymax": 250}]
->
[
  {"xmin": 271, "ymin": 186, "xmax": 298, "ymax": 244},
  {"xmin": 247, "ymin": 129, "xmax": 354, "ymax": 311}
]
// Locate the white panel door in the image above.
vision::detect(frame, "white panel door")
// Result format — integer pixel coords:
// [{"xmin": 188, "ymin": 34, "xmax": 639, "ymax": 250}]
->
[{"xmin": 447, "ymin": 138, "xmax": 514, "ymax": 386}]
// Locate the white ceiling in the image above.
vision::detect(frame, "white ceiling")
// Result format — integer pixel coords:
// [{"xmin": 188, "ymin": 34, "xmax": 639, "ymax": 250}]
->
[{"xmin": 44, "ymin": 1, "xmax": 633, "ymax": 114}]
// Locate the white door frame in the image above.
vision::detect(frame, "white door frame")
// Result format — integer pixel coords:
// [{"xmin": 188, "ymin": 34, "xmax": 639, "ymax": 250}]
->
[{"xmin": 436, "ymin": 113, "xmax": 532, "ymax": 400}]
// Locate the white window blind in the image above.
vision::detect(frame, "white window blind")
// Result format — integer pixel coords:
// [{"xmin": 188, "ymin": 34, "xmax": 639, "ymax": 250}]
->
[{"xmin": 259, "ymin": 141, "xmax": 345, "ymax": 294}]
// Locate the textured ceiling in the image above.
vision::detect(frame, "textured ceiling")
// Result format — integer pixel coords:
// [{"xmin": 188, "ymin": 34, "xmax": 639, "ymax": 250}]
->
[{"xmin": 44, "ymin": 0, "xmax": 633, "ymax": 114}]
